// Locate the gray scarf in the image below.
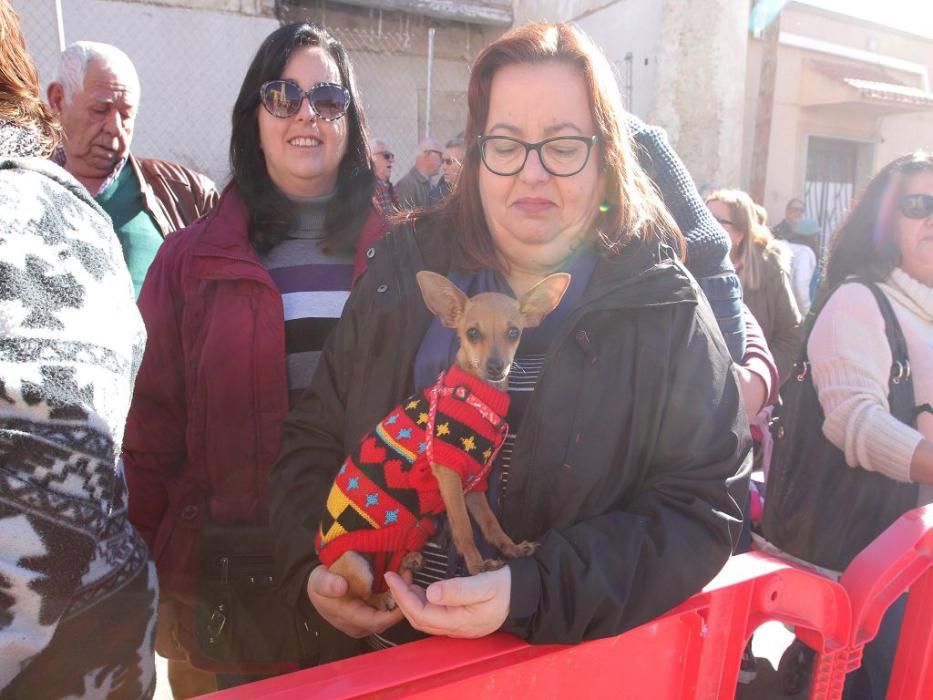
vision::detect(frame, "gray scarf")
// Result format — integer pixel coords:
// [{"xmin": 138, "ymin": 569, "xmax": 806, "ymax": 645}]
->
[{"xmin": 0, "ymin": 121, "xmax": 42, "ymax": 159}]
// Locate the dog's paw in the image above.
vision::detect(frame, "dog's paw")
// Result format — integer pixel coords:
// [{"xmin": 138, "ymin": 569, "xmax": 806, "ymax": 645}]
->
[
  {"xmin": 512, "ymin": 540, "xmax": 538, "ymax": 557},
  {"xmin": 499, "ymin": 540, "xmax": 538, "ymax": 559},
  {"xmin": 400, "ymin": 551, "xmax": 424, "ymax": 573},
  {"xmin": 479, "ymin": 558, "xmax": 506, "ymax": 572}
]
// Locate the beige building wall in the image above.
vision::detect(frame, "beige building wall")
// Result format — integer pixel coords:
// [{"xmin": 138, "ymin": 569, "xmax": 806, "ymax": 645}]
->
[
  {"xmin": 515, "ymin": 0, "xmax": 748, "ymax": 190},
  {"xmin": 744, "ymin": 3, "xmax": 933, "ymax": 227}
]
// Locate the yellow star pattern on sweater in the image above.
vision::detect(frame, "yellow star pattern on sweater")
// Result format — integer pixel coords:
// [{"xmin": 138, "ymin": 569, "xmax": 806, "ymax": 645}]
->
[
  {"xmin": 417, "ymin": 412, "xmax": 429, "ymax": 425},
  {"xmin": 436, "ymin": 422, "xmax": 450, "ymax": 436},
  {"xmin": 482, "ymin": 448, "xmax": 492, "ymax": 461},
  {"xmin": 461, "ymin": 436, "xmax": 476, "ymax": 452},
  {"xmin": 406, "ymin": 399, "xmax": 420, "ymax": 410}
]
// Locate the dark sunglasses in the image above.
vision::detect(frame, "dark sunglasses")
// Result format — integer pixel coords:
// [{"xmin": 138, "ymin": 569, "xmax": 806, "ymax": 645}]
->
[
  {"xmin": 259, "ymin": 80, "xmax": 350, "ymax": 120},
  {"xmin": 375, "ymin": 150, "xmax": 395, "ymax": 161},
  {"xmin": 899, "ymin": 193, "xmax": 933, "ymax": 219}
]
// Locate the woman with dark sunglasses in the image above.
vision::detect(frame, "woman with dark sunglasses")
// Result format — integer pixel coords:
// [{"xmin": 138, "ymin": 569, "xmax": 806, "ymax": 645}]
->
[
  {"xmin": 770, "ymin": 152, "xmax": 933, "ymax": 699},
  {"xmin": 122, "ymin": 22, "xmax": 388, "ymax": 691},
  {"xmin": 270, "ymin": 22, "xmax": 749, "ymax": 656}
]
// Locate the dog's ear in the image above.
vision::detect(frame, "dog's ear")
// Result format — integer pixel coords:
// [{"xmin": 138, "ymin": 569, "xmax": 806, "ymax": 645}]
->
[
  {"xmin": 518, "ymin": 273, "xmax": 571, "ymax": 327},
  {"xmin": 416, "ymin": 271, "xmax": 468, "ymax": 328}
]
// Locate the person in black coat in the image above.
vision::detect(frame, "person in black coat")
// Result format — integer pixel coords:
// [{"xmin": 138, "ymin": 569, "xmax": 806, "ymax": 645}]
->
[{"xmin": 270, "ymin": 21, "xmax": 750, "ymax": 648}]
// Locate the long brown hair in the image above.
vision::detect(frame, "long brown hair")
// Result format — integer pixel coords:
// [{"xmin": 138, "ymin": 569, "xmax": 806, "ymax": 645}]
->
[
  {"xmin": 0, "ymin": 0, "xmax": 60, "ymax": 156},
  {"xmin": 416, "ymin": 22, "xmax": 683, "ymax": 273},
  {"xmin": 706, "ymin": 188, "xmax": 787, "ymax": 292}
]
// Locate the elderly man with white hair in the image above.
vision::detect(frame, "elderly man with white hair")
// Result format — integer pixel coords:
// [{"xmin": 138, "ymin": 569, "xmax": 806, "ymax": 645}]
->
[
  {"xmin": 47, "ymin": 41, "xmax": 217, "ymax": 297},
  {"xmin": 370, "ymin": 136, "xmax": 398, "ymax": 216},
  {"xmin": 394, "ymin": 136, "xmax": 442, "ymax": 210}
]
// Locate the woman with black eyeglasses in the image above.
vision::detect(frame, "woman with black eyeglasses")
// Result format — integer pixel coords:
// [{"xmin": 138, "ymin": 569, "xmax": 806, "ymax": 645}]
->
[
  {"xmin": 270, "ymin": 22, "xmax": 749, "ymax": 653},
  {"xmin": 122, "ymin": 22, "xmax": 388, "ymax": 691},
  {"xmin": 768, "ymin": 152, "xmax": 933, "ymax": 699}
]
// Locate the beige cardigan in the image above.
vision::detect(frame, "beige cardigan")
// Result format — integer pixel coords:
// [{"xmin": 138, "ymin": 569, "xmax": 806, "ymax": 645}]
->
[{"xmin": 808, "ymin": 268, "xmax": 933, "ymax": 503}]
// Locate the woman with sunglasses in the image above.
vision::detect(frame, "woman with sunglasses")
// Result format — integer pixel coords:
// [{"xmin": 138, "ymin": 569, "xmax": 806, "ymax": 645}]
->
[
  {"xmin": 776, "ymin": 152, "xmax": 933, "ymax": 698},
  {"xmin": 706, "ymin": 189, "xmax": 802, "ymax": 383},
  {"xmin": 122, "ymin": 22, "xmax": 388, "ymax": 691},
  {"xmin": 270, "ymin": 22, "xmax": 748, "ymax": 652}
]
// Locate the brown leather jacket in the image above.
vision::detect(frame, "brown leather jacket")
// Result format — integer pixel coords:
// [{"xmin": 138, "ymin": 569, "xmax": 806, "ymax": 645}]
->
[{"xmin": 130, "ymin": 155, "xmax": 219, "ymax": 236}]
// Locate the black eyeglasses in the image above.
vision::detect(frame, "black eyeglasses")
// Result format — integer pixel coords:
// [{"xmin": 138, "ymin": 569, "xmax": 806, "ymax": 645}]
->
[
  {"xmin": 900, "ymin": 193, "xmax": 933, "ymax": 219},
  {"xmin": 259, "ymin": 80, "xmax": 350, "ymax": 121},
  {"xmin": 425, "ymin": 149, "xmax": 443, "ymax": 157},
  {"xmin": 375, "ymin": 150, "xmax": 395, "ymax": 161},
  {"xmin": 477, "ymin": 135, "xmax": 599, "ymax": 177}
]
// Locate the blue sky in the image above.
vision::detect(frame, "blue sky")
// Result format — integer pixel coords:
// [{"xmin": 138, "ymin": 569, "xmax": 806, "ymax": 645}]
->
[{"xmin": 798, "ymin": 0, "xmax": 933, "ymax": 39}]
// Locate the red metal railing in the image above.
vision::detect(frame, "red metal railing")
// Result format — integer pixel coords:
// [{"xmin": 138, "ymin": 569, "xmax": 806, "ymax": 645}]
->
[
  {"xmin": 203, "ymin": 553, "xmax": 852, "ymax": 699},
  {"xmin": 202, "ymin": 505, "xmax": 933, "ymax": 700},
  {"xmin": 840, "ymin": 506, "xmax": 933, "ymax": 699}
]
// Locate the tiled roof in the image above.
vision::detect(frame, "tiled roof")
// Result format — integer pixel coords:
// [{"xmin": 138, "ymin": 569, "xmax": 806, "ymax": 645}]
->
[
  {"xmin": 809, "ymin": 58, "xmax": 902, "ymax": 85},
  {"xmin": 844, "ymin": 79, "xmax": 933, "ymax": 107},
  {"xmin": 808, "ymin": 58, "xmax": 933, "ymax": 108}
]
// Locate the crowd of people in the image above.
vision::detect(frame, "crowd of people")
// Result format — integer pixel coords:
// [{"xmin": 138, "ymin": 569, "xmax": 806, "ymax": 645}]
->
[{"xmin": 0, "ymin": 1, "xmax": 930, "ymax": 699}]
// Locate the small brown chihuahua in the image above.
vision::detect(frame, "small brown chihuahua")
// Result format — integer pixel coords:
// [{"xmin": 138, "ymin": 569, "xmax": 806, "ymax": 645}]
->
[{"xmin": 323, "ymin": 270, "xmax": 571, "ymax": 610}]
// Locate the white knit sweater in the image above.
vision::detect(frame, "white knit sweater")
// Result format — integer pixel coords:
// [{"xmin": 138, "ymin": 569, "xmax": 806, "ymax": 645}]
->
[{"xmin": 808, "ymin": 268, "xmax": 933, "ymax": 504}]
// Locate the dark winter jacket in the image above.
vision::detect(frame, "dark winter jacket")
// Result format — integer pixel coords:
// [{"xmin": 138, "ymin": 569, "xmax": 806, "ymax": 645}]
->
[{"xmin": 269, "ymin": 219, "xmax": 751, "ymax": 645}]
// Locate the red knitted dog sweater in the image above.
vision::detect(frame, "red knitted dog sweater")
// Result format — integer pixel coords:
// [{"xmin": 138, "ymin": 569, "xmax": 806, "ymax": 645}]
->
[{"xmin": 315, "ymin": 365, "xmax": 510, "ymax": 586}]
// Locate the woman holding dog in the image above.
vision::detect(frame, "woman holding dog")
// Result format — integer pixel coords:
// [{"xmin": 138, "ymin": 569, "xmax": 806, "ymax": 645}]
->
[
  {"xmin": 123, "ymin": 22, "xmax": 388, "ymax": 692},
  {"xmin": 270, "ymin": 22, "xmax": 750, "ymax": 648}
]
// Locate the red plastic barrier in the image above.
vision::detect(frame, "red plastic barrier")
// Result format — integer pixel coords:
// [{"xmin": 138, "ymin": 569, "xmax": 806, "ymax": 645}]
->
[
  {"xmin": 839, "ymin": 505, "xmax": 933, "ymax": 699},
  {"xmin": 201, "ymin": 552, "xmax": 850, "ymax": 700}
]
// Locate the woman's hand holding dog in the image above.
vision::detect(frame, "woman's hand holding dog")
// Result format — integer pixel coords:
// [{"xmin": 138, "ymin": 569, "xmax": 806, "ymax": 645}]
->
[
  {"xmin": 384, "ymin": 566, "xmax": 511, "ymax": 638},
  {"xmin": 306, "ymin": 565, "xmax": 404, "ymax": 638}
]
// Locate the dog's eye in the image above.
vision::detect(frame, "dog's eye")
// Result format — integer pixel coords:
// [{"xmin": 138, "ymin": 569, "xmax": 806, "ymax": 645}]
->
[
  {"xmin": 506, "ymin": 327, "xmax": 520, "ymax": 341},
  {"xmin": 466, "ymin": 327, "xmax": 481, "ymax": 342}
]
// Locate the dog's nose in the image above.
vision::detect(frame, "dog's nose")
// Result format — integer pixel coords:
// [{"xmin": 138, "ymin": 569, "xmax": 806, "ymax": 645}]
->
[{"xmin": 486, "ymin": 357, "xmax": 505, "ymax": 378}]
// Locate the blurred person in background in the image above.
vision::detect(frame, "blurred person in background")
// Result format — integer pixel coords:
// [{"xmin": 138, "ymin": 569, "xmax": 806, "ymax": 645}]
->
[
  {"xmin": 46, "ymin": 41, "xmax": 217, "ymax": 297},
  {"xmin": 786, "ymin": 217, "xmax": 820, "ymax": 316},
  {"xmin": 122, "ymin": 21, "xmax": 388, "ymax": 694},
  {"xmin": 395, "ymin": 137, "xmax": 442, "ymax": 209},
  {"xmin": 0, "ymin": 1, "xmax": 156, "ymax": 697},
  {"xmin": 772, "ymin": 196, "xmax": 806, "ymax": 240},
  {"xmin": 428, "ymin": 136, "xmax": 465, "ymax": 204},
  {"xmin": 370, "ymin": 136, "xmax": 398, "ymax": 216},
  {"xmin": 707, "ymin": 188, "xmax": 802, "ymax": 383}
]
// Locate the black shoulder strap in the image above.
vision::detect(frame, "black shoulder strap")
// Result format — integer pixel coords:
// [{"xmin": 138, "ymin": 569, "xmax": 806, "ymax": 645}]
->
[
  {"xmin": 797, "ymin": 277, "xmax": 917, "ymax": 425},
  {"xmin": 859, "ymin": 280, "xmax": 917, "ymax": 427}
]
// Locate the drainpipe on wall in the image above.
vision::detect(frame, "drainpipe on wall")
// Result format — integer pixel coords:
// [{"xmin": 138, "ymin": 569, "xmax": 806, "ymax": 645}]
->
[
  {"xmin": 54, "ymin": 0, "xmax": 66, "ymax": 51},
  {"xmin": 425, "ymin": 27, "xmax": 435, "ymax": 140}
]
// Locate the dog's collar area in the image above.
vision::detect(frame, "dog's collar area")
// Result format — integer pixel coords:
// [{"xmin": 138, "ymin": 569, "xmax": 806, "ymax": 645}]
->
[{"xmin": 424, "ymin": 370, "xmax": 510, "ymax": 493}]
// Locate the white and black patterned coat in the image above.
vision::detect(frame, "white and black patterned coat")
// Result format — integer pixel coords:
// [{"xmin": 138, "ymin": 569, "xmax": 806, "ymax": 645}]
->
[{"xmin": 0, "ymin": 153, "xmax": 156, "ymax": 699}]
